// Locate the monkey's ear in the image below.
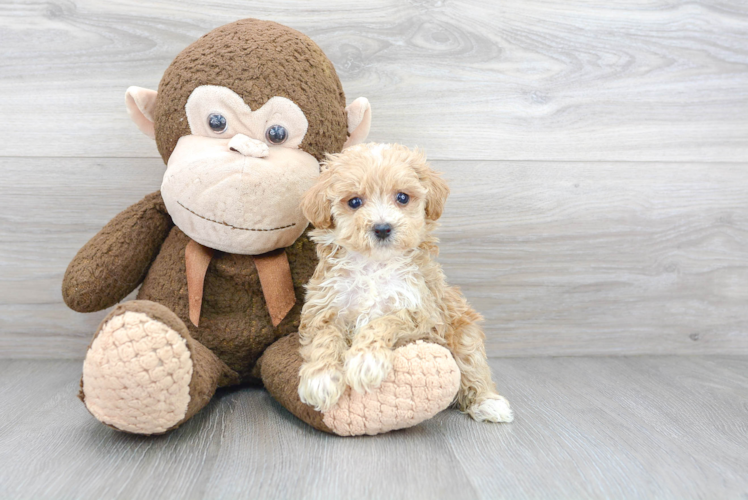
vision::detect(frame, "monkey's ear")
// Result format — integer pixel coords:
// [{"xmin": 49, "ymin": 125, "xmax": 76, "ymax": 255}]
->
[
  {"xmin": 343, "ymin": 97, "xmax": 371, "ymax": 149},
  {"xmin": 300, "ymin": 175, "xmax": 334, "ymax": 229},
  {"xmin": 125, "ymin": 87, "xmax": 158, "ymax": 139}
]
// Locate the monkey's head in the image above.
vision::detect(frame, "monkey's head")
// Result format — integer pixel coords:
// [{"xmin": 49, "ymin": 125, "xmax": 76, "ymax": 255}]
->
[{"xmin": 124, "ymin": 19, "xmax": 371, "ymax": 254}]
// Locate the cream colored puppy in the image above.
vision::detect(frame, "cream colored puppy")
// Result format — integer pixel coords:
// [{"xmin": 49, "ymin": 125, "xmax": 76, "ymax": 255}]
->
[{"xmin": 297, "ymin": 143, "xmax": 513, "ymax": 423}]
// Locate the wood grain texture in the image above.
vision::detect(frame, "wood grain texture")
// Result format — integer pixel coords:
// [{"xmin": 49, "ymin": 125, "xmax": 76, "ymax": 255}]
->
[
  {"xmin": 0, "ymin": 158, "xmax": 165, "ymax": 358},
  {"xmin": 1, "ymin": 1, "xmax": 747, "ymax": 357},
  {"xmin": 441, "ymin": 161, "xmax": 748, "ymax": 356},
  {"xmin": 1, "ymin": 0, "xmax": 747, "ymax": 161},
  {"xmin": 0, "ymin": 357, "xmax": 746, "ymax": 499},
  {"xmin": 2, "ymin": 158, "xmax": 747, "ymax": 358}
]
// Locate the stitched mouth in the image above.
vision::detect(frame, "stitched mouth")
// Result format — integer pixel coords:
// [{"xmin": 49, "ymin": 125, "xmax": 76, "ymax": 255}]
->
[{"xmin": 177, "ymin": 201, "xmax": 296, "ymax": 232}]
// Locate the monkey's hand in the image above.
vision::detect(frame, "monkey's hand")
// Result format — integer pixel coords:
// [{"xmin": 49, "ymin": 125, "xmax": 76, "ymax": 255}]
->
[{"xmin": 62, "ymin": 191, "xmax": 173, "ymax": 313}]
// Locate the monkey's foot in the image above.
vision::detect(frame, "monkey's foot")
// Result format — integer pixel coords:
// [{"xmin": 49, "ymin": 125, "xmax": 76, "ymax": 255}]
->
[
  {"xmin": 260, "ymin": 335, "xmax": 460, "ymax": 436},
  {"xmin": 322, "ymin": 341, "xmax": 460, "ymax": 436},
  {"xmin": 80, "ymin": 301, "xmax": 237, "ymax": 434}
]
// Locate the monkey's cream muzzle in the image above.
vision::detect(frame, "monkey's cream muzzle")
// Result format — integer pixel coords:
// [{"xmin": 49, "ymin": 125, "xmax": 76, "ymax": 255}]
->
[{"xmin": 162, "ymin": 134, "xmax": 319, "ymax": 255}]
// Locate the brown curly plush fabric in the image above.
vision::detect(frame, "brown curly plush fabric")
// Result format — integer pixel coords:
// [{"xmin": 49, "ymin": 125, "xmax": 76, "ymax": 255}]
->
[
  {"xmin": 62, "ymin": 192, "xmax": 172, "ymax": 312},
  {"xmin": 259, "ymin": 332, "xmax": 333, "ymax": 433},
  {"xmin": 136, "ymin": 198, "xmax": 318, "ymax": 381},
  {"xmin": 154, "ymin": 18, "xmax": 348, "ymax": 163},
  {"xmin": 64, "ymin": 192, "xmax": 318, "ymax": 382}
]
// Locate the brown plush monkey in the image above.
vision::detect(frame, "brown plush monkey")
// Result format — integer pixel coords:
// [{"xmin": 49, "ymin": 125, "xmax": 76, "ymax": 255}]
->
[{"xmin": 63, "ymin": 19, "xmax": 460, "ymax": 436}]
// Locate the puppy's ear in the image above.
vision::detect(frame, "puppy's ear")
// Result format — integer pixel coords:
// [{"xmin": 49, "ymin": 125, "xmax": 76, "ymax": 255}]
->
[
  {"xmin": 423, "ymin": 170, "xmax": 450, "ymax": 221},
  {"xmin": 301, "ymin": 173, "xmax": 334, "ymax": 229},
  {"xmin": 411, "ymin": 153, "xmax": 450, "ymax": 221}
]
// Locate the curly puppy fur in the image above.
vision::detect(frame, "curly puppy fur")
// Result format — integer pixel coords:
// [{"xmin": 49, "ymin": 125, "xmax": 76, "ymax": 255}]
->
[{"xmin": 296, "ymin": 143, "xmax": 513, "ymax": 423}]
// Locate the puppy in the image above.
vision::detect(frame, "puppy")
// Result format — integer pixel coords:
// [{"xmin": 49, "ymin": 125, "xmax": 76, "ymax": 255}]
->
[{"xmin": 297, "ymin": 143, "xmax": 513, "ymax": 423}]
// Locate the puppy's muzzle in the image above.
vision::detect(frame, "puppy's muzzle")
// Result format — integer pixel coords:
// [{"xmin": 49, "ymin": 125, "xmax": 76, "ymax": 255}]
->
[{"xmin": 372, "ymin": 223, "xmax": 393, "ymax": 240}]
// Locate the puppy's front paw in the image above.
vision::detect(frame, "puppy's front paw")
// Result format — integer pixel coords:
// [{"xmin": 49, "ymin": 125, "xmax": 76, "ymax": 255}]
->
[
  {"xmin": 344, "ymin": 349, "xmax": 392, "ymax": 394},
  {"xmin": 298, "ymin": 366, "xmax": 345, "ymax": 412},
  {"xmin": 467, "ymin": 396, "xmax": 514, "ymax": 423}
]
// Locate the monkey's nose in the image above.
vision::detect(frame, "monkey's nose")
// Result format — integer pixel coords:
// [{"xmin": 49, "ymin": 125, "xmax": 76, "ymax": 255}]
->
[
  {"xmin": 373, "ymin": 223, "xmax": 393, "ymax": 240},
  {"xmin": 228, "ymin": 134, "xmax": 269, "ymax": 158}
]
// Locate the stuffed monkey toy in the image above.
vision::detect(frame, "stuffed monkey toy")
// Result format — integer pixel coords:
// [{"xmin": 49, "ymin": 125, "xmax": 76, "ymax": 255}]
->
[{"xmin": 62, "ymin": 19, "xmax": 461, "ymax": 436}]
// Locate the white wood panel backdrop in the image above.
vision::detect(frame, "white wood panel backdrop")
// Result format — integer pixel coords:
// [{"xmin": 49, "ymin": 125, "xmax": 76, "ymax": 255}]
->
[{"xmin": 1, "ymin": 0, "xmax": 747, "ymax": 358}]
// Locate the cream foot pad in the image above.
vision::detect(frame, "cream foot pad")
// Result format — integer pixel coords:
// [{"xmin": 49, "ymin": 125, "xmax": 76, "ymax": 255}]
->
[
  {"xmin": 81, "ymin": 311, "xmax": 193, "ymax": 434},
  {"xmin": 323, "ymin": 341, "xmax": 461, "ymax": 436}
]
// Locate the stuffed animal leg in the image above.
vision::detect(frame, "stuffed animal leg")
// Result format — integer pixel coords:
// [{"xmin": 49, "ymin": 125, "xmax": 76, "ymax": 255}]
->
[
  {"xmin": 79, "ymin": 300, "xmax": 239, "ymax": 434},
  {"xmin": 259, "ymin": 333, "xmax": 460, "ymax": 436}
]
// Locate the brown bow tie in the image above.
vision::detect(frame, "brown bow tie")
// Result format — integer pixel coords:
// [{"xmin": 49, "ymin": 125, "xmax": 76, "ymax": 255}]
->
[{"xmin": 184, "ymin": 239, "xmax": 296, "ymax": 328}]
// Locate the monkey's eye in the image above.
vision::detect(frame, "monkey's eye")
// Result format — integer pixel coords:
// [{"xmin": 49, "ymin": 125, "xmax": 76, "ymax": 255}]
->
[
  {"xmin": 396, "ymin": 192, "xmax": 410, "ymax": 205},
  {"xmin": 265, "ymin": 125, "xmax": 288, "ymax": 145},
  {"xmin": 208, "ymin": 114, "xmax": 227, "ymax": 133},
  {"xmin": 348, "ymin": 197, "xmax": 363, "ymax": 209}
]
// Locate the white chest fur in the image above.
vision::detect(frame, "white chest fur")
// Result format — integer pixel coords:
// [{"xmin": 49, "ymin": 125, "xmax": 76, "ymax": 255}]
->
[{"xmin": 319, "ymin": 251, "xmax": 423, "ymax": 331}]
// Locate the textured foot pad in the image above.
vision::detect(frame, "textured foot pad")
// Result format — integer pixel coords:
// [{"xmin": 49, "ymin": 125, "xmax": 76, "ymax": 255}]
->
[
  {"xmin": 82, "ymin": 311, "xmax": 193, "ymax": 434},
  {"xmin": 322, "ymin": 341, "xmax": 460, "ymax": 436}
]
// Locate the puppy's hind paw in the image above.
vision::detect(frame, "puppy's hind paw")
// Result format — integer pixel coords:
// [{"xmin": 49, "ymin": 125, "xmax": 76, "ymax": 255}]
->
[
  {"xmin": 468, "ymin": 396, "xmax": 514, "ymax": 423},
  {"xmin": 298, "ymin": 368, "xmax": 345, "ymax": 412},
  {"xmin": 344, "ymin": 350, "xmax": 392, "ymax": 394}
]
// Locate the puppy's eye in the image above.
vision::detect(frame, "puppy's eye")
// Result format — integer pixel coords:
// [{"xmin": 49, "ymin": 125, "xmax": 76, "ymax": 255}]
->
[
  {"xmin": 396, "ymin": 192, "xmax": 410, "ymax": 205},
  {"xmin": 348, "ymin": 197, "xmax": 363, "ymax": 209},
  {"xmin": 266, "ymin": 125, "xmax": 288, "ymax": 144},
  {"xmin": 208, "ymin": 114, "xmax": 227, "ymax": 133}
]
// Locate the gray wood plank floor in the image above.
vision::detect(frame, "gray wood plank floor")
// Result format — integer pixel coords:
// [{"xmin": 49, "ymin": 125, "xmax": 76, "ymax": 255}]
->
[{"xmin": 1, "ymin": 357, "xmax": 746, "ymax": 500}]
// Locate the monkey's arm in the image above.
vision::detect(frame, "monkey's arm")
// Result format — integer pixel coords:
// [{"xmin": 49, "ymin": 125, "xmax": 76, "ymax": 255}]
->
[{"xmin": 62, "ymin": 191, "xmax": 173, "ymax": 313}]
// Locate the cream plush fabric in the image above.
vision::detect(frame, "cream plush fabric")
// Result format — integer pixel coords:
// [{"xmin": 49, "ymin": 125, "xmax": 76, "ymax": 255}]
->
[
  {"xmin": 322, "ymin": 341, "xmax": 461, "ymax": 436},
  {"xmin": 81, "ymin": 311, "xmax": 193, "ymax": 434}
]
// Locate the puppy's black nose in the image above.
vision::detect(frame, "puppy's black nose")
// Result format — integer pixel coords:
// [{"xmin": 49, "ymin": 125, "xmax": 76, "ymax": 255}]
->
[{"xmin": 373, "ymin": 223, "xmax": 392, "ymax": 240}]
